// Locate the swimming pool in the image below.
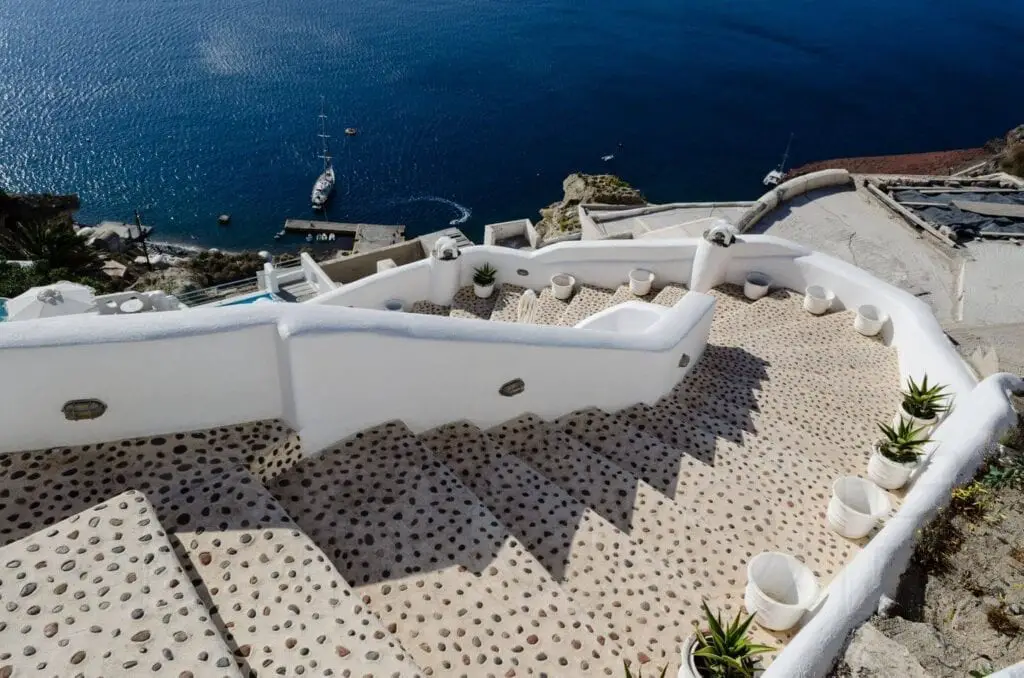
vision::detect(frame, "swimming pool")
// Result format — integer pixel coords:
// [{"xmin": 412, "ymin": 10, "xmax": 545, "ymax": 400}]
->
[
  {"xmin": 218, "ymin": 292, "xmax": 282, "ymax": 306},
  {"xmin": 0, "ymin": 299, "xmax": 7, "ymax": 321}
]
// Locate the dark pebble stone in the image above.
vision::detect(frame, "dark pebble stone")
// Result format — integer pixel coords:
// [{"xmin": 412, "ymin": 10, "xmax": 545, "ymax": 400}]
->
[
  {"xmin": 43, "ymin": 622, "xmax": 58, "ymax": 638},
  {"xmin": 20, "ymin": 583, "xmax": 37, "ymax": 597},
  {"xmin": 131, "ymin": 630, "xmax": 151, "ymax": 642},
  {"xmin": 70, "ymin": 650, "xmax": 86, "ymax": 664}
]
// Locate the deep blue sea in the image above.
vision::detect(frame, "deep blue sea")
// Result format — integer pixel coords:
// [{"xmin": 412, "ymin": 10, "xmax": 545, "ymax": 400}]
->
[{"xmin": 1, "ymin": 0, "xmax": 1022, "ymax": 251}]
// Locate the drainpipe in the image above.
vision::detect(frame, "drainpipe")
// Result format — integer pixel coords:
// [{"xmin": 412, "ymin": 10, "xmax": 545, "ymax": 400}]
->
[{"xmin": 689, "ymin": 220, "xmax": 738, "ymax": 293}]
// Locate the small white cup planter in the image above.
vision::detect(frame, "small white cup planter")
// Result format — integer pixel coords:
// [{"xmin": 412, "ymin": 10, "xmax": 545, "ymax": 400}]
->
[
  {"xmin": 892, "ymin": 405, "xmax": 937, "ymax": 440},
  {"xmin": 803, "ymin": 285, "xmax": 834, "ymax": 315},
  {"xmin": 550, "ymin": 273, "xmax": 576, "ymax": 301},
  {"xmin": 743, "ymin": 272, "xmax": 771, "ymax": 300},
  {"xmin": 827, "ymin": 477, "xmax": 891, "ymax": 539},
  {"xmin": 628, "ymin": 269, "xmax": 655, "ymax": 297},
  {"xmin": 383, "ymin": 299, "xmax": 405, "ymax": 312},
  {"xmin": 744, "ymin": 552, "xmax": 819, "ymax": 631},
  {"xmin": 473, "ymin": 283, "xmax": 494, "ymax": 299},
  {"xmin": 854, "ymin": 304, "xmax": 887, "ymax": 336},
  {"xmin": 867, "ymin": 443, "xmax": 918, "ymax": 490}
]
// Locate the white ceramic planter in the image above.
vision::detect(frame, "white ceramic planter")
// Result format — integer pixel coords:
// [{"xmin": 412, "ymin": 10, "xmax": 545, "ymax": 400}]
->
[
  {"xmin": 892, "ymin": 404, "xmax": 937, "ymax": 440},
  {"xmin": 827, "ymin": 477, "xmax": 891, "ymax": 539},
  {"xmin": 744, "ymin": 552, "xmax": 819, "ymax": 631},
  {"xmin": 803, "ymin": 285, "xmax": 834, "ymax": 315},
  {"xmin": 867, "ymin": 444, "xmax": 918, "ymax": 490},
  {"xmin": 473, "ymin": 283, "xmax": 494, "ymax": 299},
  {"xmin": 744, "ymin": 272, "xmax": 771, "ymax": 300},
  {"xmin": 628, "ymin": 269, "xmax": 655, "ymax": 296},
  {"xmin": 551, "ymin": 274, "xmax": 576, "ymax": 301},
  {"xmin": 677, "ymin": 634, "xmax": 702, "ymax": 678},
  {"xmin": 854, "ymin": 304, "xmax": 887, "ymax": 336},
  {"xmin": 383, "ymin": 299, "xmax": 405, "ymax": 312}
]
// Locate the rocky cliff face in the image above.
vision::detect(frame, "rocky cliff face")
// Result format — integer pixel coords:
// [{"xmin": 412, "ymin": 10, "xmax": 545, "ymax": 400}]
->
[{"xmin": 534, "ymin": 173, "xmax": 645, "ymax": 245}]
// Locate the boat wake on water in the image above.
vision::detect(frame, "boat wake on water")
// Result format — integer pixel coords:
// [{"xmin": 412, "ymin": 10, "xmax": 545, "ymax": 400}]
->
[{"xmin": 401, "ymin": 196, "xmax": 471, "ymax": 225}]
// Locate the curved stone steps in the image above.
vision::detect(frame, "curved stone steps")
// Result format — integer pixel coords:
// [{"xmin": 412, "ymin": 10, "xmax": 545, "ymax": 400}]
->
[
  {"xmin": 555, "ymin": 285, "xmax": 616, "ymax": 326},
  {"xmin": 488, "ymin": 283, "xmax": 528, "ymax": 323},
  {"xmin": 449, "ymin": 285, "xmax": 499, "ymax": 320},
  {"xmin": 0, "ymin": 489, "xmax": 243, "ymax": 678},
  {"xmin": 651, "ymin": 284, "xmax": 688, "ymax": 308},
  {"xmin": 0, "ymin": 421, "xmax": 423, "ymax": 678},
  {"xmin": 532, "ymin": 287, "xmax": 573, "ymax": 325},
  {"xmin": 267, "ymin": 421, "xmax": 619, "ymax": 678},
  {"xmin": 489, "ymin": 414, "xmax": 762, "ymax": 609},
  {"xmin": 417, "ymin": 421, "xmax": 701, "ymax": 671},
  {"xmin": 706, "ymin": 287, "xmax": 809, "ymax": 344}
]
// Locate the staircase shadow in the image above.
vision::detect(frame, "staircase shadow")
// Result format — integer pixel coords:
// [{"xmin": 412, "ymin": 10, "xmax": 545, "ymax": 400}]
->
[{"xmin": 674, "ymin": 343, "xmax": 772, "ymax": 443}]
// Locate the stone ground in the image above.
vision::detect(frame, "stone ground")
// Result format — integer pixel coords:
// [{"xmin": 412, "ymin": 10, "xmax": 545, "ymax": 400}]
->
[{"xmin": 830, "ymin": 447, "xmax": 1024, "ymax": 676}]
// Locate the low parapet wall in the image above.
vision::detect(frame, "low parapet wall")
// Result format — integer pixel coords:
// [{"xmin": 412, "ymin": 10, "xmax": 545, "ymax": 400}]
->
[{"xmin": 737, "ymin": 169, "xmax": 853, "ymax": 232}]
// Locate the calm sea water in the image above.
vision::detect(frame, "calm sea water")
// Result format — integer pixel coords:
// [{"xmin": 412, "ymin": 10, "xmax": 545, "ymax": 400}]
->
[{"xmin": 1, "ymin": 0, "xmax": 1022, "ymax": 250}]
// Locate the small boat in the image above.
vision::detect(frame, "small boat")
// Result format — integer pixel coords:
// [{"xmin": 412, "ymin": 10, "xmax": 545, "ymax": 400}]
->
[
  {"xmin": 601, "ymin": 154, "xmax": 615, "ymax": 162},
  {"xmin": 345, "ymin": 128, "xmax": 358, "ymax": 136},
  {"xmin": 306, "ymin": 233, "xmax": 314, "ymax": 243},
  {"xmin": 273, "ymin": 230, "xmax": 285, "ymax": 240},
  {"xmin": 311, "ymin": 99, "xmax": 336, "ymax": 209},
  {"xmin": 763, "ymin": 133, "xmax": 794, "ymax": 187}
]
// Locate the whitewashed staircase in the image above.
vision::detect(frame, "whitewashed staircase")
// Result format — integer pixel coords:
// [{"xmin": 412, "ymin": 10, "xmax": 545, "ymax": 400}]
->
[{"xmin": 0, "ymin": 281, "xmax": 900, "ymax": 678}]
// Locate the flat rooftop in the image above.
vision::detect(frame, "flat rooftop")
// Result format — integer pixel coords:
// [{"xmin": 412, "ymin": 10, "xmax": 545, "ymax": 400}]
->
[
  {"xmin": 583, "ymin": 202, "xmax": 754, "ymax": 239},
  {"xmin": 747, "ymin": 181, "xmax": 1024, "ymax": 328}
]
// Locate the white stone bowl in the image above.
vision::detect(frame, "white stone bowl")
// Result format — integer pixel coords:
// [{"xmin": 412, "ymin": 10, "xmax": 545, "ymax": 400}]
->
[{"xmin": 744, "ymin": 552, "xmax": 819, "ymax": 631}]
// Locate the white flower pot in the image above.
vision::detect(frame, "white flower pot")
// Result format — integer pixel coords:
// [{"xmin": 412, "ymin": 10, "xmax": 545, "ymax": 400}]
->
[
  {"xmin": 678, "ymin": 632, "xmax": 765, "ymax": 678},
  {"xmin": 854, "ymin": 304, "xmax": 887, "ymax": 336},
  {"xmin": 744, "ymin": 552, "xmax": 819, "ymax": 631},
  {"xmin": 827, "ymin": 477, "xmax": 891, "ymax": 539},
  {"xmin": 892, "ymin": 404, "xmax": 936, "ymax": 440},
  {"xmin": 803, "ymin": 285, "xmax": 834, "ymax": 315},
  {"xmin": 473, "ymin": 283, "xmax": 494, "ymax": 299},
  {"xmin": 677, "ymin": 634, "xmax": 702, "ymax": 678},
  {"xmin": 550, "ymin": 274, "xmax": 576, "ymax": 301},
  {"xmin": 743, "ymin": 272, "xmax": 771, "ymax": 300},
  {"xmin": 867, "ymin": 444, "xmax": 918, "ymax": 490},
  {"xmin": 384, "ymin": 299, "xmax": 405, "ymax": 312},
  {"xmin": 628, "ymin": 269, "xmax": 655, "ymax": 296}
]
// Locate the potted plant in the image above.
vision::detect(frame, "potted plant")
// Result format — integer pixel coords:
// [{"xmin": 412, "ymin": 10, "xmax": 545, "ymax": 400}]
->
[
  {"xmin": 473, "ymin": 263, "xmax": 497, "ymax": 298},
  {"xmin": 743, "ymin": 272, "xmax": 771, "ymax": 300},
  {"xmin": 868, "ymin": 419, "xmax": 930, "ymax": 490},
  {"xmin": 680, "ymin": 601, "xmax": 774, "ymax": 677},
  {"xmin": 893, "ymin": 375, "xmax": 951, "ymax": 437}
]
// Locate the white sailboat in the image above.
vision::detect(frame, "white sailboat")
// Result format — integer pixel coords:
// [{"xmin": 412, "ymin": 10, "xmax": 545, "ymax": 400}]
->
[
  {"xmin": 311, "ymin": 100, "xmax": 335, "ymax": 210},
  {"xmin": 763, "ymin": 133, "xmax": 794, "ymax": 187}
]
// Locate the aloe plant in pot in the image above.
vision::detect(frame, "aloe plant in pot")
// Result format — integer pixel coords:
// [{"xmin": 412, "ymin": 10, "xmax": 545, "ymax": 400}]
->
[
  {"xmin": 679, "ymin": 601, "xmax": 773, "ymax": 678},
  {"xmin": 472, "ymin": 263, "xmax": 497, "ymax": 298},
  {"xmin": 868, "ymin": 419, "xmax": 931, "ymax": 490},
  {"xmin": 894, "ymin": 375, "xmax": 950, "ymax": 439}
]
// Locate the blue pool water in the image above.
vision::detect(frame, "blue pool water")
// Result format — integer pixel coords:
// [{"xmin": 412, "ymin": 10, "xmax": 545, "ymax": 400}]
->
[
  {"xmin": 0, "ymin": 0, "xmax": 1021, "ymax": 251},
  {"xmin": 219, "ymin": 292, "xmax": 281, "ymax": 306}
]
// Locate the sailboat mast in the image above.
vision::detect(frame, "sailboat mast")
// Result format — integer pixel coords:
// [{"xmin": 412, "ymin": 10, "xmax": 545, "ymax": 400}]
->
[
  {"xmin": 317, "ymin": 99, "xmax": 331, "ymax": 171},
  {"xmin": 779, "ymin": 132, "xmax": 794, "ymax": 171}
]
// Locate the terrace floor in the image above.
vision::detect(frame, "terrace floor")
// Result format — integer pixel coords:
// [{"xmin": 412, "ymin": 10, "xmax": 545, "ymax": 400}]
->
[{"xmin": 0, "ymin": 282, "xmax": 901, "ymax": 677}]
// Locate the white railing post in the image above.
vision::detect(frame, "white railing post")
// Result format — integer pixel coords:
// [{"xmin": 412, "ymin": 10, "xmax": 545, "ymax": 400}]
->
[
  {"xmin": 689, "ymin": 220, "xmax": 738, "ymax": 293},
  {"xmin": 263, "ymin": 262, "xmax": 280, "ymax": 293}
]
